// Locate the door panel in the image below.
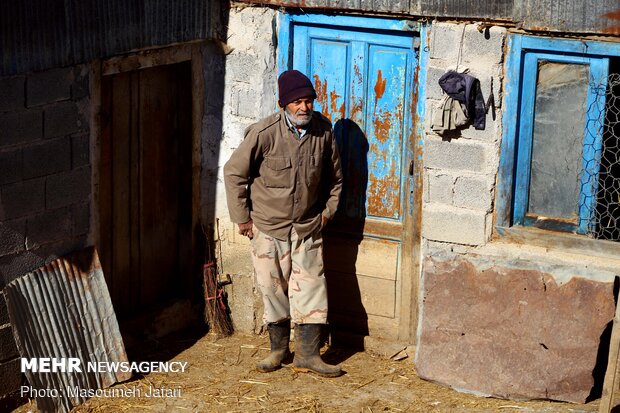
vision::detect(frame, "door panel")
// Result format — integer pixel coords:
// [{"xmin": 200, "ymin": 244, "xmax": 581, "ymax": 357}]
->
[
  {"xmin": 366, "ymin": 45, "xmax": 409, "ymax": 220},
  {"xmin": 100, "ymin": 62, "xmax": 193, "ymax": 319},
  {"xmin": 291, "ymin": 22, "xmax": 418, "ymax": 339}
]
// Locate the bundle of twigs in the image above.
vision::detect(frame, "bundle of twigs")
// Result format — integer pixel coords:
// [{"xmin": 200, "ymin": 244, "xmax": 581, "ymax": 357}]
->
[{"xmin": 202, "ymin": 220, "xmax": 233, "ymax": 336}]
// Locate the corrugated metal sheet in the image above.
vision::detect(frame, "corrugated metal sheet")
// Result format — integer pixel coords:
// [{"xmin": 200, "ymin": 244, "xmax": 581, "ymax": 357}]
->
[
  {"xmin": 4, "ymin": 247, "xmax": 131, "ymax": 413},
  {"xmin": 0, "ymin": 0, "xmax": 221, "ymax": 76},
  {"xmin": 519, "ymin": 0, "xmax": 620, "ymax": 35},
  {"xmin": 242, "ymin": 0, "xmax": 411, "ymax": 14},
  {"xmin": 419, "ymin": 0, "xmax": 514, "ymax": 19},
  {"xmin": 242, "ymin": 0, "xmax": 619, "ymax": 35}
]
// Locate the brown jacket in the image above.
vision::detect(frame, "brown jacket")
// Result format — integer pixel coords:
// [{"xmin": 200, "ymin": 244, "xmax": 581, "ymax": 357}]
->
[{"xmin": 224, "ymin": 111, "xmax": 343, "ymax": 240}]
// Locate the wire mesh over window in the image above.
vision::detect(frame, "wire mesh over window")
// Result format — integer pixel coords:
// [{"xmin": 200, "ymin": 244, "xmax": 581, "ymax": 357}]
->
[{"xmin": 589, "ymin": 73, "xmax": 620, "ymax": 241}]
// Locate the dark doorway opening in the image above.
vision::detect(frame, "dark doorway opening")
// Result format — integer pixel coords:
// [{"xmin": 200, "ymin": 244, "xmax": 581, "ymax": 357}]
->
[{"xmin": 99, "ymin": 61, "xmax": 194, "ymax": 348}]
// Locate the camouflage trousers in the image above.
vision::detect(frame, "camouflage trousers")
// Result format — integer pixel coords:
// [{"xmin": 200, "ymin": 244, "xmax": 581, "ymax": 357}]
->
[{"xmin": 251, "ymin": 225, "xmax": 328, "ymax": 325}]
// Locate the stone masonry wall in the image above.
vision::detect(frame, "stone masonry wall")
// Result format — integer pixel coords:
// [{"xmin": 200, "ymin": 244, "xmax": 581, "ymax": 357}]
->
[
  {"xmin": 0, "ymin": 65, "xmax": 91, "ymax": 404},
  {"xmin": 206, "ymin": 6, "xmax": 278, "ymax": 334}
]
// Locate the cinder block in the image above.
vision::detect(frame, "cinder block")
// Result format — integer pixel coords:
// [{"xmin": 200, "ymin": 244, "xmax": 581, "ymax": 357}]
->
[
  {"xmin": 454, "ymin": 175, "xmax": 494, "ymax": 211},
  {"xmin": 33, "ymin": 235, "xmax": 88, "ymax": 268},
  {"xmin": 25, "ymin": 207, "xmax": 73, "ymax": 249},
  {"xmin": 424, "ymin": 135, "xmax": 495, "ymax": 173},
  {"xmin": 422, "ymin": 203, "xmax": 489, "ymax": 245},
  {"xmin": 45, "ymin": 166, "xmax": 91, "ymax": 209},
  {"xmin": 233, "ymin": 87, "xmax": 260, "ymax": 119},
  {"xmin": 71, "ymin": 66, "xmax": 90, "ymax": 100},
  {"xmin": 459, "ymin": 110, "xmax": 502, "ymax": 142},
  {"xmin": 426, "ymin": 66, "xmax": 449, "ymax": 101},
  {"xmin": 0, "ymin": 358, "xmax": 22, "ymax": 396},
  {"xmin": 226, "ymin": 53, "xmax": 261, "ymax": 85},
  {"xmin": 0, "ymin": 149, "xmax": 22, "ymax": 185},
  {"xmin": 0, "ymin": 178, "xmax": 45, "ymax": 220},
  {"xmin": 0, "ymin": 219, "xmax": 25, "ymax": 257},
  {"xmin": 0, "ymin": 251, "xmax": 45, "ymax": 288},
  {"xmin": 427, "ymin": 171, "xmax": 455, "ymax": 205},
  {"xmin": 71, "ymin": 134, "xmax": 90, "ymax": 168},
  {"xmin": 27, "ymin": 67, "xmax": 72, "ymax": 107},
  {"xmin": 229, "ymin": 7, "xmax": 276, "ymax": 53},
  {"xmin": 486, "ymin": 212, "xmax": 494, "ymax": 242},
  {"xmin": 17, "ymin": 110, "xmax": 43, "ymax": 144},
  {"xmin": 0, "ymin": 326, "xmax": 18, "ymax": 362},
  {"xmin": 469, "ymin": 65, "xmax": 503, "ymax": 110},
  {"xmin": 0, "ymin": 76, "xmax": 25, "ymax": 112},
  {"xmin": 461, "ymin": 25, "xmax": 506, "ymax": 68},
  {"xmin": 223, "ymin": 119, "xmax": 255, "ymax": 148},
  {"xmin": 72, "ymin": 202, "xmax": 90, "ymax": 236},
  {"xmin": 22, "ymin": 137, "xmax": 71, "ymax": 179},
  {"xmin": 0, "ymin": 110, "xmax": 43, "ymax": 147},
  {"xmin": 44, "ymin": 101, "xmax": 79, "ymax": 139},
  {"xmin": 430, "ymin": 23, "xmax": 463, "ymax": 62}
]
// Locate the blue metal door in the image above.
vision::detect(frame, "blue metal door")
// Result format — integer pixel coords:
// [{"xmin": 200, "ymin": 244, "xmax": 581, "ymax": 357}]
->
[{"xmin": 282, "ymin": 14, "xmax": 421, "ymax": 340}]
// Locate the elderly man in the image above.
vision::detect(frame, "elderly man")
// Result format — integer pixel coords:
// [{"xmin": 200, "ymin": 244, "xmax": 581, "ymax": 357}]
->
[{"xmin": 224, "ymin": 70, "xmax": 343, "ymax": 377}]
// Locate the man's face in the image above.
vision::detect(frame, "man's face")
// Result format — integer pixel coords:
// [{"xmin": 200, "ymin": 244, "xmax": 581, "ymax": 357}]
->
[{"xmin": 285, "ymin": 97, "xmax": 314, "ymax": 128}]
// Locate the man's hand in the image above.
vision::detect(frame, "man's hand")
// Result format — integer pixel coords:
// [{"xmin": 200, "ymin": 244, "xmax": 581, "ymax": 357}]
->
[{"xmin": 238, "ymin": 220, "xmax": 254, "ymax": 239}]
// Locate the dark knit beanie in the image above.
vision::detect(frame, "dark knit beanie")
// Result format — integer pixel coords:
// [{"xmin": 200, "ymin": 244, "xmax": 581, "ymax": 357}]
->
[{"xmin": 278, "ymin": 70, "xmax": 317, "ymax": 107}]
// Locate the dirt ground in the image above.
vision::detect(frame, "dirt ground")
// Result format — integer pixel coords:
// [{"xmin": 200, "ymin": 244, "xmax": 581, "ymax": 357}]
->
[{"xmin": 14, "ymin": 330, "xmax": 605, "ymax": 413}]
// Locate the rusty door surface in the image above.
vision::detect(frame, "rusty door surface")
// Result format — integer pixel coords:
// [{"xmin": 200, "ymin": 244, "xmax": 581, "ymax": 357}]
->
[
  {"xmin": 289, "ymin": 18, "xmax": 419, "ymax": 340},
  {"xmin": 99, "ymin": 62, "xmax": 193, "ymax": 319}
]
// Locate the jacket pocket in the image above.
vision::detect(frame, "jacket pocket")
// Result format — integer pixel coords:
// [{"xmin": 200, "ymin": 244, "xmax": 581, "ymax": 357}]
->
[
  {"xmin": 263, "ymin": 156, "xmax": 292, "ymax": 188},
  {"xmin": 307, "ymin": 155, "xmax": 323, "ymax": 187}
]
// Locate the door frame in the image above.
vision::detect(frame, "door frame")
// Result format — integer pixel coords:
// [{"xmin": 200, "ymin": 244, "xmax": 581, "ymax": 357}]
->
[
  {"xmin": 90, "ymin": 42, "xmax": 204, "ymax": 302},
  {"xmin": 278, "ymin": 12, "xmax": 429, "ymax": 344}
]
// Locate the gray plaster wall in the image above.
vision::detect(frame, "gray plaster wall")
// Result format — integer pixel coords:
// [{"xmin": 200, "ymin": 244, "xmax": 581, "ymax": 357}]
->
[
  {"xmin": 0, "ymin": 65, "xmax": 91, "ymax": 404},
  {"xmin": 206, "ymin": 6, "xmax": 279, "ymax": 334}
]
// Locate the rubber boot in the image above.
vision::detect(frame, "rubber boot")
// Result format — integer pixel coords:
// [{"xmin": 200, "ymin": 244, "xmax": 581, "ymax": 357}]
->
[
  {"xmin": 292, "ymin": 324, "xmax": 342, "ymax": 377},
  {"xmin": 256, "ymin": 319, "xmax": 291, "ymax": 372}
]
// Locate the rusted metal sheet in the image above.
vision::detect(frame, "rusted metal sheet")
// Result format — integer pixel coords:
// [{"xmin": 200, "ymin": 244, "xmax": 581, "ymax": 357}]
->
[
  {"xmin": 0, "ymin": 0, "xmax": 221, "ymax": 76},
  {"xmin": 4, "ymin": 247, "xmax": 130, "ymax": 413},
  {"xmin": 242, "ymin": 0, "xmax": 411, "ymax": 14},
  {"xmin": 242, "ymin": 0, "xmax": 511, "ymax": 18},
  {"xmin": 244, "ymin": 0, "xmax": 619, "ymax": 35},
  {"xmin": 418, "ymin": 0, "xmax": 513, "ymax": 19},
  {"xmin": 518, "ymin": 0, "xmax": 620, "ymax": 35}
]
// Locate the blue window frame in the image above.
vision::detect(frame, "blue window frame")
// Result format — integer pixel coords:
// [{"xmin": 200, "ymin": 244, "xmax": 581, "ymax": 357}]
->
[{"xmin": 497, "ymin": 35, "xmax": 620, "ymax": 239}]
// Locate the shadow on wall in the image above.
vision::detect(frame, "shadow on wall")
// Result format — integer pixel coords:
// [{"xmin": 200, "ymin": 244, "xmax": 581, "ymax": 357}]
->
[
  {"xmin": 324, "ymin": 119, "xmax": 370, "ymax": 352},
  {"xmin": 588, "ymin": 275, "xmax": 620, "ymax": 403}
]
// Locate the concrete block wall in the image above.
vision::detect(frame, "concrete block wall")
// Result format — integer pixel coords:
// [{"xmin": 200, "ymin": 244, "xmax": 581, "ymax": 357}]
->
[
  {"xmin": 422, "ymin": 23, "xmax": 506, "ymax": 248},
  {"xmin": 207, "ymin": 6, "xmax": 279, "ymax": 334},
  {"xmin": 0, "ymin": 65, "xmax": 91, "ymax": 402}
]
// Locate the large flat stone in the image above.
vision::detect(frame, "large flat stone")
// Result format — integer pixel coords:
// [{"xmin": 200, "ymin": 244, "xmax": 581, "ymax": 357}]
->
[{"xmin": 415, "ymin": 256, "xmax": 615, "ymax": 403}]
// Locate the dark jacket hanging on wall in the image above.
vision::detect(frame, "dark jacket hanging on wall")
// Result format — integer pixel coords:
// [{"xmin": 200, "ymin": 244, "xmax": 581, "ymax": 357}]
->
[{"xmin": 438, "ymin": 71, "xmax": 486, "ymax": 130}]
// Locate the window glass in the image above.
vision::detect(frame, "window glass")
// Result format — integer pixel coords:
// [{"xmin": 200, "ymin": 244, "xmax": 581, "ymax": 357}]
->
[{"xmin": 527, "ymin": 61, "xmax": 589, "ymax": 221}]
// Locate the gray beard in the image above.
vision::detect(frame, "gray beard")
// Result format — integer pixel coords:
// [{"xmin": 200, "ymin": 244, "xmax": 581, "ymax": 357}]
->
[{"xmin": 285, "ymin": 109, "xmax": 313, "ymax": 128}]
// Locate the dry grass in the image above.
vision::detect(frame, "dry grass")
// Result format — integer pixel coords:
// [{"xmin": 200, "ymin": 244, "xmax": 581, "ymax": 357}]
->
[{"xmin": 12, "ymin": 332, "xmax": 604, "ymax": 413}]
